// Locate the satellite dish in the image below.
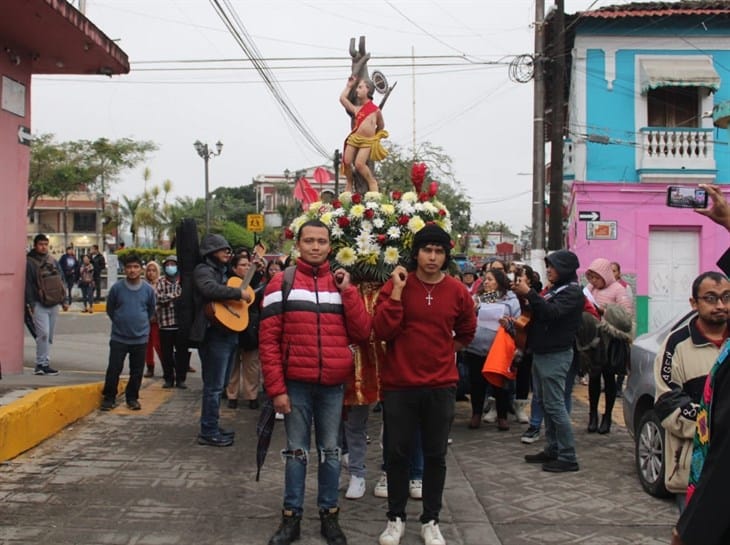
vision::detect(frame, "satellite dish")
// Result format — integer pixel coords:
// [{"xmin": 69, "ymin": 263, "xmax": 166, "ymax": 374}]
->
[{"xmin": 371, "ymin": 70, "xmax": 388, "ymax": 94}]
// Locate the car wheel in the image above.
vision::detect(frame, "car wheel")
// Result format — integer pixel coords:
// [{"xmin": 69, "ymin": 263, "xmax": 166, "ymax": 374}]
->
[{"xmin": 635, "ymin": 410, "xmax": 672, "ymax": 498}]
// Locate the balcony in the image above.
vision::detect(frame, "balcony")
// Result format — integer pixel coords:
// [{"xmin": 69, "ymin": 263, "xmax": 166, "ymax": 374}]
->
[{"xmin": 638, "ymin": 127, "xmax": 716, "ymax": 181}]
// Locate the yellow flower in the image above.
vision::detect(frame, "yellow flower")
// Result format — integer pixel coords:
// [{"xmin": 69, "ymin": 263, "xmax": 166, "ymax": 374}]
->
[
  {"xmin": 320, "ymin": 212, "xmax": 333, "ymax": 226},
  {"xmin": 407, "ymin": 216, "xmax": 426, "ymax": 233},
  {"xmin": 401, "ymin": 191, "xmax": 418, "ymax": 203},
  {"xmin": 380, "ymin": 203, "xmax": 395, "ymax": 216},
  {"xmin": 338, "ymin": 192, "xmax": 352, "ymax": 205},
  {"xmin": 335, "ymin": 247, "xmax": 357, "ymax": 267},
  {"xmin": 364, "ymin": 191, "xmax": 383, "ymax": 202},
  {"xmin": 307, "ymin": 201, "xmax": 323, "ymax": 212},
  {"xmin": 350, "ymin": 204, "xmax": 365, "ymax": 218},
  {"xmin": 384, "ymin": 246, "xmax": 400, "ymax": 265}
]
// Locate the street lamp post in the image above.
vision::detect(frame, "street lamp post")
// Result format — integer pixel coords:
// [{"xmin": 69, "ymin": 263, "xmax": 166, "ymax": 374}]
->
[{"xmin": 193, "ymin": 140, "xmax": 223, "ymax": 233}]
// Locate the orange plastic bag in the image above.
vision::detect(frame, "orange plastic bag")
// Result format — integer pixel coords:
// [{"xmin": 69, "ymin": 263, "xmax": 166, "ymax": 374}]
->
[{"xmin": 482, "ymin": 326, "xmax": 517, "ymax": 388}]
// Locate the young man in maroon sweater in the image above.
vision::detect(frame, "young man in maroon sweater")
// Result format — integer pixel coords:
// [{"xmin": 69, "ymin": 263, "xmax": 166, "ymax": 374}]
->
[{"xmin": 373, "ymin": 224, "xmax": 476, "ymax": 545}]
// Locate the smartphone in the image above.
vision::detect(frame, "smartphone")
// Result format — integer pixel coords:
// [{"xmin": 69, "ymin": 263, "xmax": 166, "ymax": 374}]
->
[{"xmin": 666, "ymin": 186, "xmax": 708, "ymax": 209}]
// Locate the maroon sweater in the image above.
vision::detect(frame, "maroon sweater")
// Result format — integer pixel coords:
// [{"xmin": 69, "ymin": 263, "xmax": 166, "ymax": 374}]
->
[{"xmin": 374, "ymin": 272, "xmax": 476, "ymax": 390}]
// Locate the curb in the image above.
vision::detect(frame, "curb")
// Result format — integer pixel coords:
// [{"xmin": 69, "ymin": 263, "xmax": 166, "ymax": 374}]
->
[{"xmin": 0, "ymin": 380, "xmax": 125, "ymax": 462}]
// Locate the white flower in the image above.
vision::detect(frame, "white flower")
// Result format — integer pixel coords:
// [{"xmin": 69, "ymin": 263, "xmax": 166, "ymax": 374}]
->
[
  {"xmin": 383, "ymin": 246, "xmax": 400, "ymax": 265},
  {"xmin": 401, "ymin": 191, "xmax": 418, "ymax": 203},
  {"xmin": 408, "ymin": 216, "xmax": 426, "ymax": 233},
  {"xmin": 387, "ymin": 226, "xmax": 401, "ymax": 239},
  {"xmin": 361, "ymin": 220, "xmax": 374, "ymax": 232},
  {"xmin": 335, "ymin": 247, "xmax": 357, "ymax": 267},
  {"xmin": 438, "ymin": 218, "xmax": 452, "ymax": 233},
  {"xmin": 396, "ymin": 200, "xmax": 415, "ymax": 215},
  {"xmin": 339, "ymin": 192, "xmax": 353, "ymax": 206},
  {"xmin": 350, "ymin": 204, "xmax": 365, "ymax": 218},
  {"xmin": 373, "ymin": 218, "xmax": 385, "ymax": 229},
  {"xmin": 422, "ymin": 202, "xmax": 438, "ymax": 215},
  {"xmin": 291, "ymin": 216, "xmax": 306, "ymax": 232},
  {"xmin": 364, "ymin": 191, "xmax": 382, "ymax": 202},
  {"xmin": 331, "ymin": 225, "xmax": 344, "ymax": 238},
  {"xmin": 355, "ymin": 231, "xmax": 375, "ymax": 251}
]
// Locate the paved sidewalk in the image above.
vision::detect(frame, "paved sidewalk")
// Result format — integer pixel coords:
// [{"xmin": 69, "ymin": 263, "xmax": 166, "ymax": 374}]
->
[{"xmin": 0, "ymin": 376, "xmax": 676, "ymax": 545}]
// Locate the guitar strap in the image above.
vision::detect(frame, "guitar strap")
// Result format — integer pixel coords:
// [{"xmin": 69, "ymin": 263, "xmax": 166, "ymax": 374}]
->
[{"xmin": 280, "ymin": 266, "xmax": 297, "ymax": 310}]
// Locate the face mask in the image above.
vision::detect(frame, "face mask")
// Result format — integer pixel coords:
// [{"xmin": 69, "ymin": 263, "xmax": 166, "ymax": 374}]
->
[{"xmin": 165, "ymin": 265, "xmax": 178, "ymax": 276}]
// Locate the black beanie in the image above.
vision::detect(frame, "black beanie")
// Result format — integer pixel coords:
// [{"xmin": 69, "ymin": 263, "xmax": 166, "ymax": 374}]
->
[{"xmin": 411, "ymin": 224, "xmax": 451, "ymax": 270}]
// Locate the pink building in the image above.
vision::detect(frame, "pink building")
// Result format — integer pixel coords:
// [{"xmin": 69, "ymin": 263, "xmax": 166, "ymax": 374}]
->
[{"xmin": 1, "ymin": 0, "xmax": 128, "ymax": 374}]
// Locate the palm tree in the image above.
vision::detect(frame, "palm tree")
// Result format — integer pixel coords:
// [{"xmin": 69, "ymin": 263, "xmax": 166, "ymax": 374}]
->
[{"xmin": 119, "ymin": 195, "xmax": 142, "ymax": 246}]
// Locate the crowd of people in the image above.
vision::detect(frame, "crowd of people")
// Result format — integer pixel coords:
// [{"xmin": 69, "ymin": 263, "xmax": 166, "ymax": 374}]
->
[{"xmin": 24, "ymin": 184, "xmax": 730, "ymax": 545}]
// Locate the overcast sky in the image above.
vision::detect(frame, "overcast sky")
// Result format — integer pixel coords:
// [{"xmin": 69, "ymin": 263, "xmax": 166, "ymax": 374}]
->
[{"xmin": 31, "ymin": 0, "xmax": 637, "ymax": 233}]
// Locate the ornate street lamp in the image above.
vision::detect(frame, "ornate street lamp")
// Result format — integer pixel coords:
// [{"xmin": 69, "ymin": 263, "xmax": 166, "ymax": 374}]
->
[{"xmin": 193, "ymin": 140, "xmax": 223, "ymax": 233}]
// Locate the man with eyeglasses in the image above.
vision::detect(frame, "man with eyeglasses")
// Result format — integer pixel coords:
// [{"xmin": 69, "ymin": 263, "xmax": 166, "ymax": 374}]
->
[
  {"xmin": 190, "ymin": 234, "xmax": 252, "ymax": 447},
  {"xmin": 654, "ymin": 271, "xmax": 730, "ymax": 513}
]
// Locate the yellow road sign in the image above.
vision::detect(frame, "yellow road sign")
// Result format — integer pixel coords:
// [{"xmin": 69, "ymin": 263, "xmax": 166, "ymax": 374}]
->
[{"xmin": 246, "ymin": 214, "xmax": 265, "ymax": 232}]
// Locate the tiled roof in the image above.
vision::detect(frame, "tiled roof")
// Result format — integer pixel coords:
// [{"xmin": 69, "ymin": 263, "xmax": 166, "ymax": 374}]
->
[{"xmin": 580, "ymin": 1, "xmax": 730, "ymax": 18}]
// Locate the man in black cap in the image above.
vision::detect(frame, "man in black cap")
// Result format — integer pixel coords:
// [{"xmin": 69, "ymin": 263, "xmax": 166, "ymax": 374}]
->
[
  {"xmin": 190, "ymin": 234, "xmax": 252, "ymax": 447},
  {"xmin": 512, "ymin": 250, "xmax": 584, "ymax": 473},
  {"xmin": 373, "ymin": 224, "xmax": 476, "ymax": 545}
]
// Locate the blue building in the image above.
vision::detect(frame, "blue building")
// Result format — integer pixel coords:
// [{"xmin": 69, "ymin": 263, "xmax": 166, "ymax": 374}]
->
[{"xmin": 547, "ymin": 1, "xmax": 730, "ymax": 333}]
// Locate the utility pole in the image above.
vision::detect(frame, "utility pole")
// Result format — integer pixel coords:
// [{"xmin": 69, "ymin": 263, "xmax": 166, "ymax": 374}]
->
[
  {"xmin": 548, "ymin": 0, "xmax": 566, "ymax": 251},
  {"xmin": 333, "ymin": 149, "xmax": 341, "ymax": 195},
  {"xmin": 412, "ymin": 46, "xmax": 417, "ymax": 155},
  {"xmin": 531, "ymin": 0, "xmax": 546, "ymax": 270}
]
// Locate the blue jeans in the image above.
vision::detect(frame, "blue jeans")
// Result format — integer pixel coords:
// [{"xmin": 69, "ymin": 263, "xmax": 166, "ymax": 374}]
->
[
  {"xmin": 343, "ymin": 404, "xmax": 370, "ymax": 478},
  {"xmin": 199, "ymin": 327, "xmax": 238, "ymax": 438},
  {"xmin": 79, "ymin": 283, "xmax": 94, "ymax": 309},
  {"xmin": 283, "ymin": 380, "xmax": 344, "ymax": 515},
  {"xmin": 102, "ymin": 340, "xmax": 146, "ymax": 402},
  {"xmin": 533, "ymin": 349, "xmax": 577, "ymax": 463},
  {"xmin": 529, "ymin": 355, "xmax": 577, "ymax": 428},
  {"xmin": 32, "ymin": 302, "xmax": 59, "ymax": 368}
]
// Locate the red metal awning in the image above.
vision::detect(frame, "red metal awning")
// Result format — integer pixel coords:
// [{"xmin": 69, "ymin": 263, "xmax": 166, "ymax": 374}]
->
[{"xmin": 1, "ymin": 0, "xmax": 129, "ymax": 75}]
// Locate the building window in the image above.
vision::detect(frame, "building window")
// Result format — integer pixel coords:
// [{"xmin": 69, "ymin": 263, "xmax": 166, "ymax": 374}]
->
[
  {"xmin": 647, "ymin": 87, "xmax": 699, "ymax": 128},
  {"xmin": 73, "ymin": 212, "xmax": 96, "ymax": 233}
]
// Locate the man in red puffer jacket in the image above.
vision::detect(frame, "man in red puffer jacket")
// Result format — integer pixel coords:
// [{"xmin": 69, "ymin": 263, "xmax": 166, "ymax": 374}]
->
[{"xmin": 260, "ymin": 219, "xmax": 372, "ymax": 545}]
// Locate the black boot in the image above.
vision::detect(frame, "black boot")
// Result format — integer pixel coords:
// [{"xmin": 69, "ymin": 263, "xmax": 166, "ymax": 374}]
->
[
  {"xmin": 587, "ymin": 412, "xmax": 598, "ymax": 433},
  {"xmin": 598, "ymin": 414, "xmax": 612, "ymax": 434},
  {"xmin": 268, "ymin": 510, "xmax": 301, "ymax": 545},
  {"xmin": 319, "ymin": 507, "xmax": 347, "ymax": 545}
]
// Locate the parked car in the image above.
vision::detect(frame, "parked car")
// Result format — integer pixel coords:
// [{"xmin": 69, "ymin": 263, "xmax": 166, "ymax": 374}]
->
[{"xmin": 622, "ymin": 309, "xmax": 695, "ymax": 498}]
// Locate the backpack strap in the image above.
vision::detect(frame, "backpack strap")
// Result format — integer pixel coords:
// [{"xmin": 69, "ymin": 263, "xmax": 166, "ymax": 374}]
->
[{"xmin": 280, "ymin": 266, "xmax": 296, "ymax": 310}]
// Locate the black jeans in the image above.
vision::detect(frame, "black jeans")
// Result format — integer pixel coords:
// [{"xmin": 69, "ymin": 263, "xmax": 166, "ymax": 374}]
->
[
  {"xmin": 102, "ymin": 340, "xmax": 146, "ymax": 402},
  {"xmin": 464, "ymin": 351, "xmax": 489, "ymax": 416},
  {"xmin": 94, "ymin": 275, "xmax": 102, "ymax": 301},
  {"xmin": 159, "ymin": 328, "xmax": 190, "ymax": 385},
  {"xmin": 383, "ymin": 386, "xmax": 455, "ymax": 524}
]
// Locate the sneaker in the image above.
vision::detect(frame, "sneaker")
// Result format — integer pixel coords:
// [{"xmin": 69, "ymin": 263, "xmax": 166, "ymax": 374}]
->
[
  {"xmin": 379, "ymin": 517, "xmax": 405, "ymax": 545},
  {"xmin": 542, "ymin": 459, "xmax": 579, "ymax": 472},
  {"xmin": 421, "ymin": 520, "xmax": 446, "ymax": 545},
  {"xmin": 100, "ymin": 398, "xmax": 115, "ymax": 411},
  {"xmin": 409, "ymin": 479, "xmax": 423, "ymax": 500},
  {"xmin": 197, "ymin": 434, "xmax": 233, "ymax": 447},
  {"xmin": 374, "ymin": 472, "xmax": 388, "ymax": 498},
  {"xmin": 521, "ymin": 425, "xmax": 541, "ymax": 444},
  {"xmin": 275, "ymin": 412, "xmax": 285, "ymax": 421},
  {"xmin": 345, "ymin": 475, "xmax": 366, "ymax": 499},
  {"xmin": 126, "ymin": 400, "xmax": 141, "ymax": 411},
  {"xmin": 34, "ymin": 366, "xmax": 59, "ymax": 376},
  {"xmin": 482, "ymin": 397, "xmax": 497, "ymax": 423},
  {"xmin": 524, "ymin": 451, "xmax": 557, "ymax": 464}
]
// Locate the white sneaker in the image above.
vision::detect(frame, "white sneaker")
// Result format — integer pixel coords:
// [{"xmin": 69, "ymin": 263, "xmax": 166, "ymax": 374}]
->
[
  {"xmin": 483, "ymin": 397, "xmax": 497, "ymax": 423},
  {"xmin": 513, "ymin": 400, "xmax": 529, "ymax": 424},
  {"xmin": 421, "ymin": 520, "xmax": 446, "ymax": 545},
  {"xmin": 379, "ymin": 517, "xmax": 405, "ymax": 545},
  {"xmin": 275, "ymin": 412, "xmax": 284, "ymax": 421},
  {"xmin": 409, "ymin": 479, "xmax": 423, "ymax": 499},
  {"xmin": 374, "ymin": 472, "xmax": 388, "ymax": 498},
  {"xmin": 345, "ymin": 475, "xmax": 366, "ymax": 499}
]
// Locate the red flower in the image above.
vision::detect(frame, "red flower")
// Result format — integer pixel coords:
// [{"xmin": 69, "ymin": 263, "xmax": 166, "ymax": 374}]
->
[
  {"xmin": 428, "ymin": 181, "xmax": 439, "ymax": 197},
  {"xmin": 398, "ymin": 215, "xmax": 409, "ymax": 226},
  {"xmin": 364, "ymin": 208, "xmax": 375, "ymax": 219},
  {"xmin": 411, "ymin": 162, "xmax": 427, "ymax": 193},
  {"xmin": 284, "ymin": 228, "xmax": 295, "ymax": 240},
  {"xmin": 377, "ymin": 234, "xmax": 386, "ymax": 245},
  {"xmin": 418, "ymin": 192, "xmax": 429, "ymax": 202},
  {"xmin": 438, "ymin": 209, "xmax": 446, "ymax": 217},
  {"xmin": 391, "ymin": 191, "xmax": 402, "ymax": 200},
  {"xmin": 337, "ymin": 216, "xmax": 351, "ymax": 228},
  {"xmin": 351, "ymin": 193, "xmax": 362, "ymax": 204},
  {"xmin": 332, "ymin": 199, "xmax": 342, "ymax": 209}
]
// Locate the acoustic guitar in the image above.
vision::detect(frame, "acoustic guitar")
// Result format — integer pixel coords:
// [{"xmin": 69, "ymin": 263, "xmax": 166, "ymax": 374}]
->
[{"xmin": 205, "ymin": 265, "xmax": 257, "ymax": 333}]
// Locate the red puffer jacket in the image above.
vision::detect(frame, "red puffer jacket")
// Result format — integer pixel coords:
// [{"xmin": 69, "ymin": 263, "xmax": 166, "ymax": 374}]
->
[{"xmin": 259, "ymin": 259, "xmax": 372, "ymax": 398}]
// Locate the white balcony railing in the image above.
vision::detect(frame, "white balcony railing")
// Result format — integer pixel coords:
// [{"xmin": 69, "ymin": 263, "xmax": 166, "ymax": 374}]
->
[
  {"xmin": 639, "ymin": 127, "xmax": 715, "ymax": 173},
  {"xmin": 563, "ymin": 138, "xmax": 575, "ymax": 178}
]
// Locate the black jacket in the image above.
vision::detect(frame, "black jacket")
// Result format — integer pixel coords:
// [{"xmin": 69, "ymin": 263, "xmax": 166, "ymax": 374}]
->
[{"xmin": 525, "ymin": 250, "xmax": 584, "ymax": 354}]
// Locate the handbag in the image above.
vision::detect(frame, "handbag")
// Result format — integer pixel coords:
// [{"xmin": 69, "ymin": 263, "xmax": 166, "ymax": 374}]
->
[{"xmin": 481, "ymin": 326, "xmax": 517, "ymax": 388}]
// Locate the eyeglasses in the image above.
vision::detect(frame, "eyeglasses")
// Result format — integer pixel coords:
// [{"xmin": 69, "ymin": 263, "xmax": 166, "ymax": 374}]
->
[{"xmin": 696, "ymin": 293, "xmax": 730, "ymax": 305}]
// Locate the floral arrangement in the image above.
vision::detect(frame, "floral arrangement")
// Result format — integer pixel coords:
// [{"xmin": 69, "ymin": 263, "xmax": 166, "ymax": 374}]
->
[{"xmin": 285, "ymin": 163, "xmax": 452, "ymax": 283}]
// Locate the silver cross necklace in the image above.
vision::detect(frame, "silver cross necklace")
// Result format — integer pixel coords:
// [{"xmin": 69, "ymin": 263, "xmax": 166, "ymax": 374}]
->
[{"xmin": 417, "ymin": 274, "xmax": 443, "ymax": 306}]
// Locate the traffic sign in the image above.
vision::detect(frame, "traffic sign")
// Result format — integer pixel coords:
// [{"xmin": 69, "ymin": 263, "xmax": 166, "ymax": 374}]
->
[
  {"xmin": 17, "ymin": 125, "xmax": 32, "ymax": 146},
  {"xmin": 246, "ymin": 213, "xmax": 265, "ymax": 232},
  {"xmin": 578, "ymin": 211, "xmax": 600, "ymax": 221}
]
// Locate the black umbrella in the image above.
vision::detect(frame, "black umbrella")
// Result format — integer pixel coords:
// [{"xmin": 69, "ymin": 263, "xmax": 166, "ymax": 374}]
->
[{"xmin": 255, "ymin": 396, "xmax": 278, "ymax": 482}]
